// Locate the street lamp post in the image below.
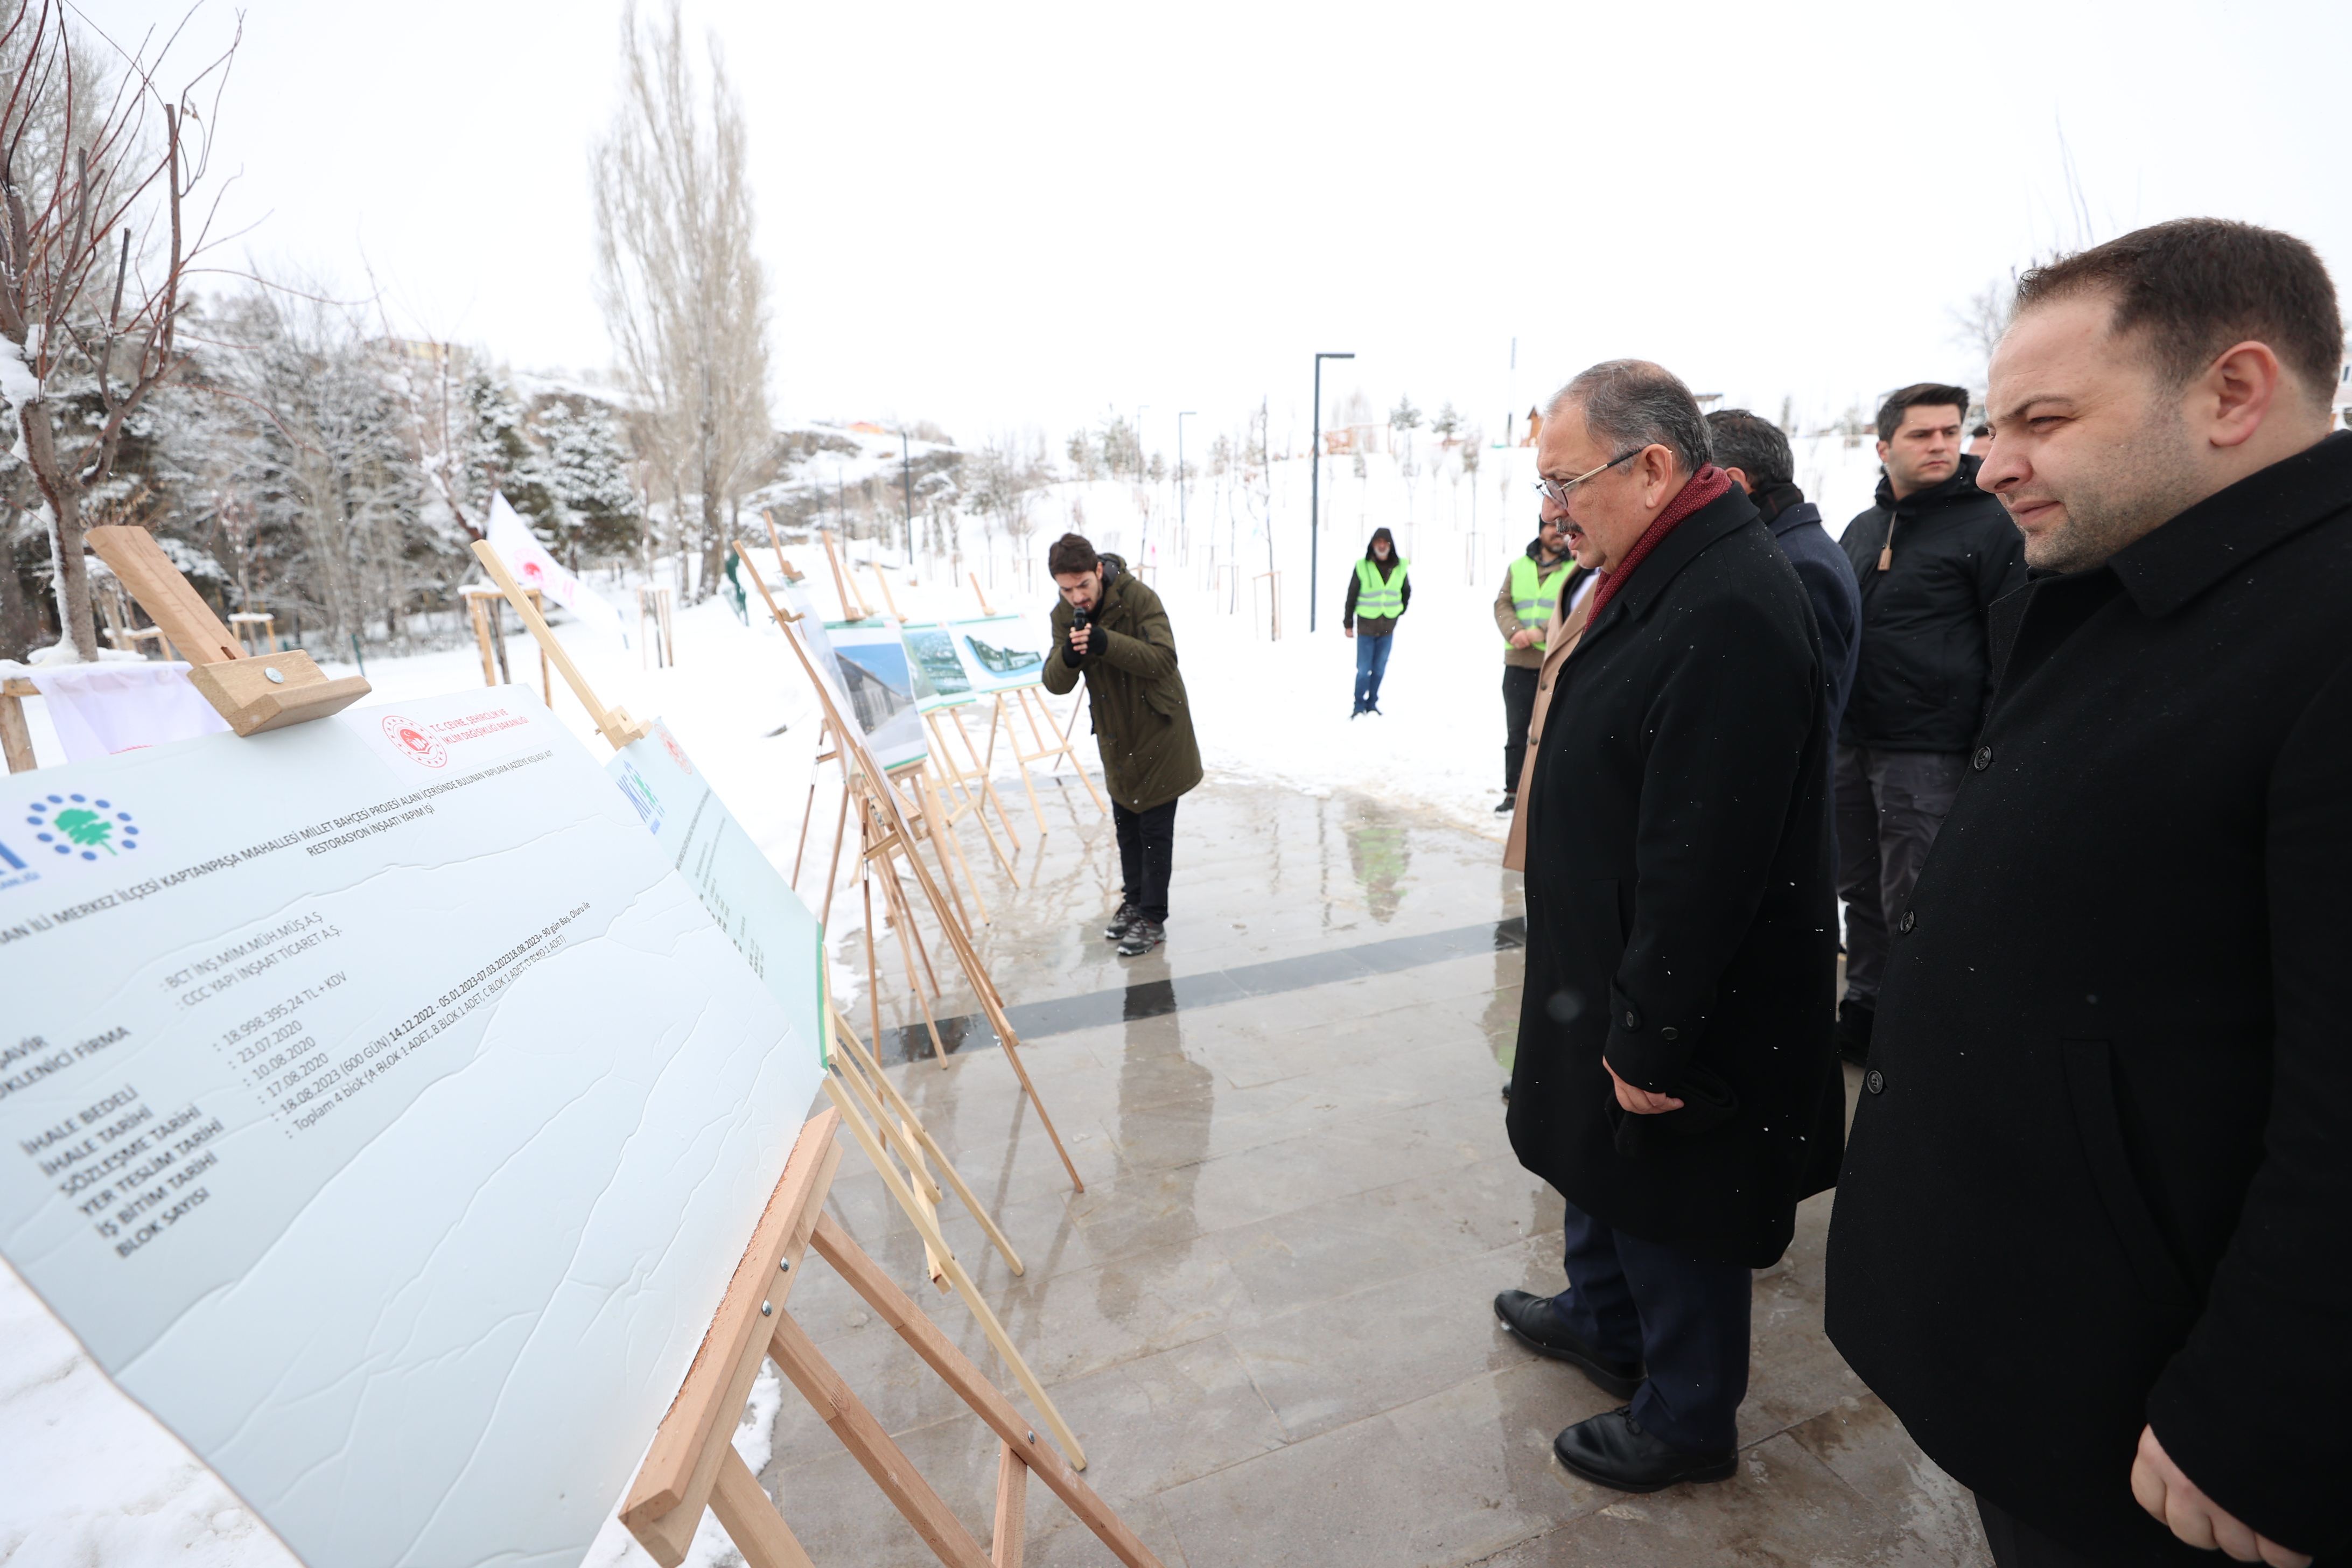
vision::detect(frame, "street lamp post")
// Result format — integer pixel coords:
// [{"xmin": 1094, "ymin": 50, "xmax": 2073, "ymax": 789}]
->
[
  {"xmin": 899, "ymin": 430, "xmax": 915, "ymax": 564},
  {"xmin": 1310, "ymin": 351, "xmax": 1355, "ymax": 633}
]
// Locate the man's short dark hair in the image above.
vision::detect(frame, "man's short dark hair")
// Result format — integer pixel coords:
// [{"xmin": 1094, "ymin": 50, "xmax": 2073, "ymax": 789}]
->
[
  {"xmin": 1548, "ymin": 359, "xmax": 1713, "ymax": 474},
  {"xmin": 1875, "ymin": 383, "xmax": 1971, "ymax": 444},
  {"xmin": 2013, "ymin": 218, "xmax": 2344, "ymax": 412},
  {"xmin": 1703, "ymin": 409, "xmax": 1793, "ymax": 488},
  {"xmin": 1046, "ymin": 533, "xmax": 1098, "ymax": 577}
]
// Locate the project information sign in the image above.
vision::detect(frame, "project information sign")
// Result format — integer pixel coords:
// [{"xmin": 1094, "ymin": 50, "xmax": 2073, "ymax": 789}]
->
[{"xmin": 0, "ymin": 689, "xmax": 824, "ymax": 1567}]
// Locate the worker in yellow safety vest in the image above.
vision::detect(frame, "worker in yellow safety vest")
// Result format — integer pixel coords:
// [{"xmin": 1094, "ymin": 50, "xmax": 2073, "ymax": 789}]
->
[
  {"xmin": 1493, "ymin": 514, "xmax": 1591, "ymax": 811},
  {"xmin": 1342, "ymin": 527, "xmax": 1411, "ymax": 717}
]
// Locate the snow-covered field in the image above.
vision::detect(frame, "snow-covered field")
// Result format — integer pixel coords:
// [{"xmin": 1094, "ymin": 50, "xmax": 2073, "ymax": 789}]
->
[{"xmin": 0, "ymin": 432, "xmax": 1893, "ymax": 1565}]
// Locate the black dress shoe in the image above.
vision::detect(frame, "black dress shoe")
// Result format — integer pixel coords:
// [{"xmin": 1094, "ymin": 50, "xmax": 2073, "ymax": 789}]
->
[
  {"xmin": 1553, "ymin": 1406, "xmax": 1736, "ymax": 1493},
  {"xmin": 1492, "ymin": 1290, "xmax": 1643, "ymax": 1399}
]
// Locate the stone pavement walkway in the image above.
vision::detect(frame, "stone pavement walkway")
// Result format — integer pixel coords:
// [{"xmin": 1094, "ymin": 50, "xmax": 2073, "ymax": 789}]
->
[{"xmin": 777, "ymin": 777, "xmax": 1990, "ymax": 1566}]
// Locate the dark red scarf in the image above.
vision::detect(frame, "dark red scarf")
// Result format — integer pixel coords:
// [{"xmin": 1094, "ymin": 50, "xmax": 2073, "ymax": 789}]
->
[{"xmin": 1584, "ymin": 465, "xmax": 1733, "ymax": 620}]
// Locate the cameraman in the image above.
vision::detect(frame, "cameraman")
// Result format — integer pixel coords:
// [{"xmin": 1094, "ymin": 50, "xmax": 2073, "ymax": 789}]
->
[{"xmin": 1042, "ymin": 532, "xmax": 1202, "ymax": 957}]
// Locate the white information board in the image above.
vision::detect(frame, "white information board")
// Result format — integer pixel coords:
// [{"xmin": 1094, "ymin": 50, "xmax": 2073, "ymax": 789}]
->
[
  {"xmin": 605, "ymin": 719, "xmax": 827, "ymax": 1067},
  {"xmin": 0, "ymin": 688, "xmax": 824, "ymax": 1568}
]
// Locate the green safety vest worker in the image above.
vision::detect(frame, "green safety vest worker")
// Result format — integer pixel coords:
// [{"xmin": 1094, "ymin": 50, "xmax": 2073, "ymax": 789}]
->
[
  {"xmin": 1506, "ymin": 554, "xmax": 1575, "ymax": 649},
  {"xmin": 1353, "ymin": 556, "xmax": 1410, "ymax": 620}
]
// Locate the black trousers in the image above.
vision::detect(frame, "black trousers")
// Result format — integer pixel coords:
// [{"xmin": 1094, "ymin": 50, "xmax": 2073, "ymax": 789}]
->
[
  {"xmin": 1111, "ymin": 798, "xmax": 1179, "ymax": 923},
  {"xmin": 1502, "ymin": 664, "xmax": 1539, "ymax": 792},
  {"xmin": 1977, "ymin": 1499, "xmax": 2110, "ymax": 1567},
  {"xmin": 1547, "ymin": 1199, "xmax": 1751, "ymax": 1452}
]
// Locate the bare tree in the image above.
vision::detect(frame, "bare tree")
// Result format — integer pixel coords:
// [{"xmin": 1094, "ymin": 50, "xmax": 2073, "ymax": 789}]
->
[
  {"xmin": 591, "ymin": 0, "xmax": 769, "ymax": 601},
  {"xmin": 0, "ymin": 2, "xmax": 237, "ymax": 659}
]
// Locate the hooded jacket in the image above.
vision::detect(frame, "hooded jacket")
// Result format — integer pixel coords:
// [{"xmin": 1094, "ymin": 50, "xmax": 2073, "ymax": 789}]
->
[
  {"xmin": 1836, "ymin": 454, "xmax": 2026, "ymax": 752},
  {"xmin": 1041, "ymin": 553, "xmax": 1203, "ymax": 813}
]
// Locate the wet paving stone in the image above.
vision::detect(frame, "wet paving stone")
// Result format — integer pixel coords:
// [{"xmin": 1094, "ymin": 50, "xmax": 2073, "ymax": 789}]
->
[{"xmin": 747, "ymin": 779, "xmax": 1987, "ymax": 1566}]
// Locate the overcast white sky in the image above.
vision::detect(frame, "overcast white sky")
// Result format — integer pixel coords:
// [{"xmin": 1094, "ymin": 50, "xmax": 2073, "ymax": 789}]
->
[{"xmin": 90, "ymin": 0, "xmax": 2352, "ymax": 457}]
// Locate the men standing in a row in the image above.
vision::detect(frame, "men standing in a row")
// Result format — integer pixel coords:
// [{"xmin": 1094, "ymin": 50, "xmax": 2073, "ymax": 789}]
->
[
  {"xmin": 1497, "ymin": 361, "xmax": 1841, "ymax": 1492},
  {"xmin": 1829, "ymin": 219, "xmax": 2350, "ymax": 1567},
  {"xmin": 1493, "ymin": 513, "xmax": 1586, "ymax": 814},
  {"xmin": 1832, "ymin": 384, "xmax": 2024, "ymax": 1063},
  {"xmin": 1707, "ymin": 409, "xmax": 1861, "ymax": 729}
]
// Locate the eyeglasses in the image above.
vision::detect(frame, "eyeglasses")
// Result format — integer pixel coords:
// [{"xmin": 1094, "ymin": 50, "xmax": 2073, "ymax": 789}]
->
[{"xmin": 1532, "ymin": 447, "xmax": 1647, "ymax": 507}]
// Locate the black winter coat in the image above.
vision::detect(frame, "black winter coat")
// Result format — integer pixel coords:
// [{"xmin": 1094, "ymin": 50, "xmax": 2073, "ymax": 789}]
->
[
  {"xmin": 1042, "ymin": 554, "xmax": 1203, "ymax": 813},
  {"xmin": 1506, "ymin": 484, "xmax": 1843, "ymax": 1269},
  {"xmin": 1837, "ymin": 454, "xmax": 2026, "ymax": 752},
  {"xmin": 1826, "ymin": 433, "xmax": 2352, "ymax": 1564},
  {"xmin": 1756, "ymin": 482, "xmax": 1863, "ymax": 731}
]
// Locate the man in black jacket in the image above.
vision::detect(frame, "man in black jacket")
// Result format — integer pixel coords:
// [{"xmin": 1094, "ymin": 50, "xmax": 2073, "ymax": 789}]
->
[
  {"xmin": 1833, "ymin": 384, "xmax": 2026, "ymax": 1063},
  {"xmin": 1494, "ymin": 360, "xmax": 1840, "ymax": 1494},
  {"xmin": 1826, "ymin": 218, "xmax": 2350, "ymax": 1566},
  {"xmin": 1707, "ymin": 408, "xmax": 1862, "ymax": 727}
]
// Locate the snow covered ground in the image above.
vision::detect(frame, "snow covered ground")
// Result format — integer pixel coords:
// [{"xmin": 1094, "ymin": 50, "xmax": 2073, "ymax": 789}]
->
[{"xmin": 0, "ymin": 432, "xmax": 1896, "ymax": 1565}]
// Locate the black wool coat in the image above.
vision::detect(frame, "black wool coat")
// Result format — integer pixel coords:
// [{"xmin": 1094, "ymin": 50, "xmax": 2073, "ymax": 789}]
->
[
  {"xmin": 1826, "ymin": 432, "xmax": 2352, "ymax": 1564},
  {"xmin": 1837, "ymin": 454, "xmax": 2027, "ymax": 753},
  {"xmin": 1507, "ymin": 485, "xmax": 1843, "ymax": 1269}
]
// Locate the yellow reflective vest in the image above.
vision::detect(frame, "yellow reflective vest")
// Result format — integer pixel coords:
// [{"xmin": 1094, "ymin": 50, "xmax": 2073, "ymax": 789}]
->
[
  {"xmin": 1354, "ymin": 556, "xmax": 1409, "ymax": 620},
  {"xmin": 1507, "ymin": 554, "xmax": 1575, "ymax": 649}
]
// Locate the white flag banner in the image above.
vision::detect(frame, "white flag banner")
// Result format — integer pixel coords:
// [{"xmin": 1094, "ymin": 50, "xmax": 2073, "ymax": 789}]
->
[
  {"xmin": 484, "ymin": 495, "xmax": 626, "ymax": 644},
  {"xmin": 27, "ymin": 662, "xmax": 232, "ymax": 760}
]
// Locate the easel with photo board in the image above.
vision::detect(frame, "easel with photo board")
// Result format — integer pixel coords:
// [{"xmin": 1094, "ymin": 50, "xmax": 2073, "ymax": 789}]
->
[
  {"xmin": 732, "ymin": 540, "xmax": 1088, "ymax": 1196},
  {"xmin": 468, "ymin": 542, "xmax": 1102, "ymax": 1481},
  {"xmin": 965, "ymin": 575, "xmax": 1109, "ymax": 831}
]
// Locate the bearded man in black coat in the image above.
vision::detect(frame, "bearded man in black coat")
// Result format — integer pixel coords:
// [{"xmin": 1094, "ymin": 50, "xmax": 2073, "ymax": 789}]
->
[
  {"xmin": 1828, "ymin": 219, "xmax": 2352, "ymax": 1568},
  {"xmin": 1494, "ymin": 360, "xmax": 1841, "ymax": 1493}
]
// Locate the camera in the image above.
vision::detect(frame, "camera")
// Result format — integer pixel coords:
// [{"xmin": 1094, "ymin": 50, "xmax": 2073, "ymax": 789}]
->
[{"xmin": 1070, "ymin": 606, "xmax": 1092, "ymax": 661}]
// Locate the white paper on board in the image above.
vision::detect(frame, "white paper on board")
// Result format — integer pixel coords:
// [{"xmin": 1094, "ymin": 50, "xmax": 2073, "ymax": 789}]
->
[{"xmin": 0, "ymin": 685, "xmax": 825, "ymax": 1568}]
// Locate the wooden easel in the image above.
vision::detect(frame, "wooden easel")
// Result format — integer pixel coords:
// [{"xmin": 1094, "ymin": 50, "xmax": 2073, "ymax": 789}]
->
[
  {"xmin": 998, "ymin": 684, "xmax": 1109, "ymax": 828},
  {"xmin": 963, "ymin": 571, "xmax": 1109, "ymax": 828},
  {"xmin": 84, "ymin": 526, "xmax": 371, "ymax": 736},
  {"xmin": 922, "ymin": 702, "xmax": 1024, "ymax": 883},
  {"xmin": 1, "ymin": 678, "xmax": 38, "ymax": 773},
  {"xmin": 734, "ymin": 541, "xmax": 1087, "ymax": 1193},
  {"xmin": 470, "ymin": 545, "xmax": 652, "ymax": 750},
  {"xmin": 460, "ymin": 583, "xmax": 551, "ymax": 705},
  {"xmin": 617, "ymin": 1108, "xmax": 1160, "ymax": 1568}
]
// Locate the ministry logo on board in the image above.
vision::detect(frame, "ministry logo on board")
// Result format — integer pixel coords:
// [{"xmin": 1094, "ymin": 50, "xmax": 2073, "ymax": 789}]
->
[
  {"xmin": 381, "ymin": 715, "xmax": 450, "ymax": 769},
  {"xmin": 21, "ymin": 792, "xmax": 142, "ymax": 863}
]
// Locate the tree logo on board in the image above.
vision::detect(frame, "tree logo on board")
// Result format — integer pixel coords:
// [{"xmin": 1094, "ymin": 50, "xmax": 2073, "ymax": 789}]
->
[
  {"xmin": 381, "ymin": 715, "xmax": 450, "ymax": 769},
  {"xmin": 24, "ymin": 793, "xmax": 141, "ymax": 862}
]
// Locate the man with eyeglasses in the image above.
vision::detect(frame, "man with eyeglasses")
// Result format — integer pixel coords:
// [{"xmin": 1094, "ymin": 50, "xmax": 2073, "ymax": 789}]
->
[{"xmin": 1494, "ymin": 360, "xmax": 1842, "ymax": 1495}]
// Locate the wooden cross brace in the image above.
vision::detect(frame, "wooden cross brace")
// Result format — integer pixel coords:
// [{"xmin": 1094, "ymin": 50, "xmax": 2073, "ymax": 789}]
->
[{"xmin": 621, "ymin": 1110, "xmax": 1159, "ymax": 1568}]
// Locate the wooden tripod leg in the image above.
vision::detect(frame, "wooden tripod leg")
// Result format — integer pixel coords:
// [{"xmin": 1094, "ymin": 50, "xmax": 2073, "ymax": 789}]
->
[
  {"xmin": 815, "ymin": 1205, "xmax": 1174, "ymax": 1565},
  {"xmin": 835, "ymin": 1051, "xmax": 948, "ymax": 1284},
  {"xmin": 818, "ymin": 1084, "xmax": 1089, "ymax": 1473},
  {"xmin": 819, "ymin": 783, "xmax": 851, "ymax": 932},
  {"xmin": 864, "ymin": 871, "xmax": 886, "ymax": 1065},
  {"xmin": 711, "ymin": 1447, "xmax": 818, "ymax": 1568},
  {"xmin": 1049, "ymin": 689, "xmax": 1110, "ymax": 815},
  {"xmin": 832, "ymin": 1003, "xmax": 1025, "ymax": 1276},
  {"xmin": 955, "ymin": 710, "xmax": 1030, "ymax": 865},
  {"xmin": 992, "ymin": 1442, "xmax": 1027, "ymax": 1568},
  {"xmin": 766, "ymin": 1310, "xmax": 994, "ymax": 1568},
  {"xmin": 920, "ymin": 767, "xmax": 991, "ymax": 926},
  {"xmin": 793, "ymin": 721, "xmax": 829, "ymax": 884},
  {"xmin": 1000, "ymin": 695, "xmax": 1050, "ymax": 837},
  {"xmin": 872, "ymin": 816, "xmax": 947, "ymax": 1000}
]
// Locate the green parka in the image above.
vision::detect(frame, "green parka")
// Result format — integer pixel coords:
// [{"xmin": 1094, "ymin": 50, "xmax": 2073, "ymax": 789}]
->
[{"xmin": 1041, "ymin": 554, "xmax": 1203, "ymax": 812}]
